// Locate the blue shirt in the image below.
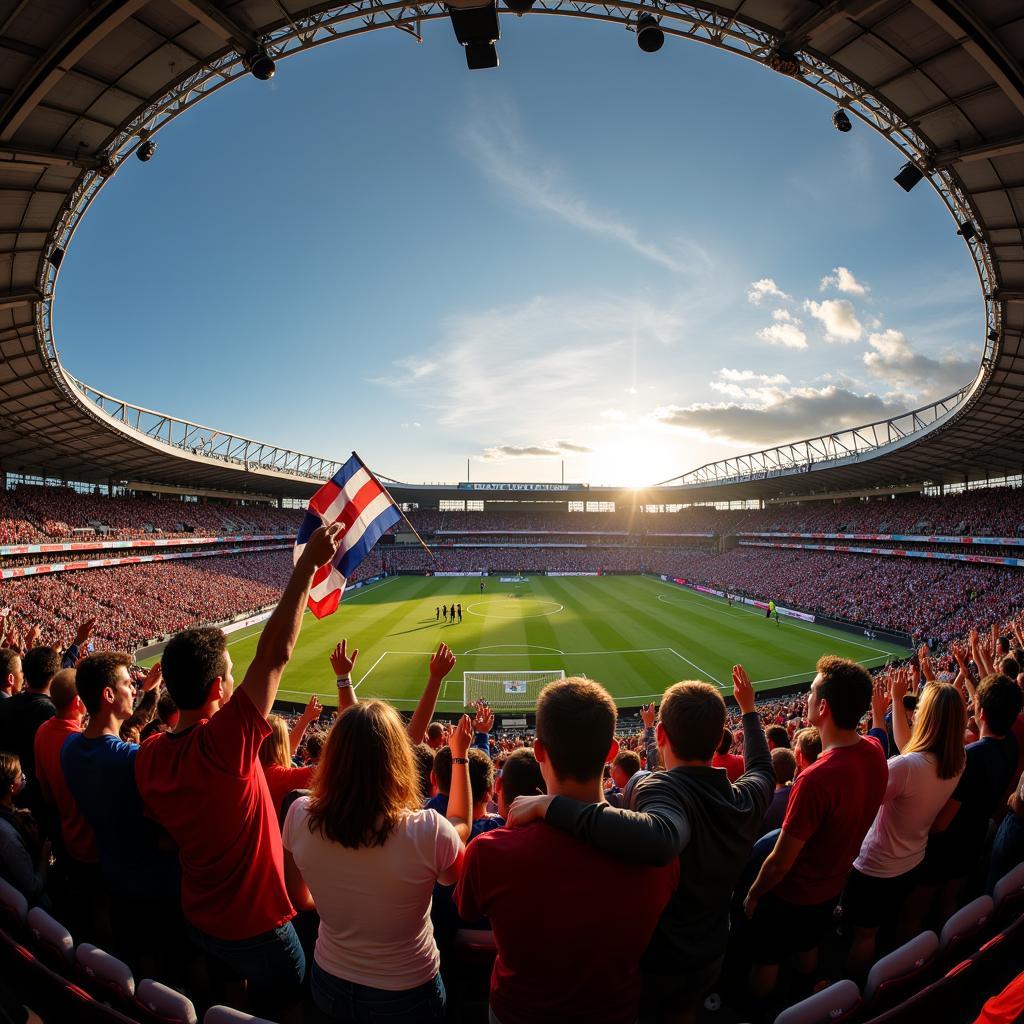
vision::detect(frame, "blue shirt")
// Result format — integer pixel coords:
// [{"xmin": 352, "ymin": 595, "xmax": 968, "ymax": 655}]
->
[{"xmin": 61, "ymin": 734, "xmax": 178, "ymax": 900}]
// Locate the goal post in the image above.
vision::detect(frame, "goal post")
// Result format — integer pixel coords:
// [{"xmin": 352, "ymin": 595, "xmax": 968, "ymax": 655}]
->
[{"xmin": 463, "ymin": 669, "xmax": 566, "ymax": 709}]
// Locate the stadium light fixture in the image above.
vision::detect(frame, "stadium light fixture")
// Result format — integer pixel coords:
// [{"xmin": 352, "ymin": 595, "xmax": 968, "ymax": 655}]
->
[
  {"xmin": 243, "ymin": 49, "xmax": 276, "ymax": 81},
  {"xmin": 446, "ymin": 0, "xmax": 500, "ymax": 69},
  {"xmin": 957, "ymin": 221, "xmax": 977, "ymax": 242},
  {"xmin": 137, "ymin": 140, "xmax": 157, "ymax": 162},
  {"xmin": 767, "ymin": 48, "xmax": 801, "ymax": 76},
  {"xmin": 894, "ymin": 161, "xmax": 924, "ymax": 191},
  {"xmin": 46, "ymin": 247, "xmax": 65, "ymax": 270},
  {"xmin": 636, "ymin": 13, "xmax": 664, "ymax": 52},
  {"xmin": 832, "ymin": 108, "xmax": 852, "ymax": 133},
  {"xmin": 988, "ymin": 329, "xmax": 999, "ymax": 342},
  {"xmin": 504, "ymin": 0, "xmax": 535, "ymax": 13}
]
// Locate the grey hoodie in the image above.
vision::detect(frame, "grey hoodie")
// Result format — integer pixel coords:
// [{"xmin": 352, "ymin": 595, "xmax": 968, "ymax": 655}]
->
[{"xmin": 544, "ymin": 711, "xmax": 773, "ymax": 971}]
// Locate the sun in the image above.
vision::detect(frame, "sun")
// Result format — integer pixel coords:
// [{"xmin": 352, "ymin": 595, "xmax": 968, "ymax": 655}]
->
[{"xmin": 582, "ymin": 431, "xmax": 682, "ymax": 488}]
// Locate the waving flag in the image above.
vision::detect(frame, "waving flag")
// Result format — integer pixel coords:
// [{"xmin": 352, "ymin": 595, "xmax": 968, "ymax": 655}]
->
[{"xmin": 295, "ymin": 454, "xmax": 402, "ymax": 618}]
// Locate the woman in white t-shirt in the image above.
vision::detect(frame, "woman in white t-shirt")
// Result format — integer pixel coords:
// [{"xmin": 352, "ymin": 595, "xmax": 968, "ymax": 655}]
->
[
  {"xmin": 844, "ymin": 674, "xmax": 966, "ymax": 975},
  {"xmin": 283, "ymin": 701, "xmax": 473, "ymax": 1023}
]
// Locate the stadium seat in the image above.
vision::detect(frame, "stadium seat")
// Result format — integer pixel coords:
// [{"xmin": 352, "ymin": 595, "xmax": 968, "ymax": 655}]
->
[
  {"xmin": 26, "ymin": 906, "xmax": 74, "ymax": 973},
  {"xmin": 939, "ymin": 894, "xmax": 993, "ymax": 966},
  {"xmin": 772, "ymin": 979, "xmax": 860, "ymax": 1024},
  {"xmin": 861, "ymin": 930, "xmax": 939, "ymax": 1016},
  {"xmin": 77, "ymin": 942, "xmax": 136, "ymax": 1005},
  {"xmin": 204, "ymin": 1007, "xmax": 279, "ymax": 1024},
  {"xmin": 863, "ymin": 956, "xmax": 978, "ymax": 1024},
  {"xmin": 0, "ymin": 876, "xmax": 28, "ymax": 934},
  {"xmin": 134, "ymin": 978, "xmax": 198, "ymax": 1024},
  {"xmin": 991, "ymin": 863, "xmax": 1024, "ymax": 927}
]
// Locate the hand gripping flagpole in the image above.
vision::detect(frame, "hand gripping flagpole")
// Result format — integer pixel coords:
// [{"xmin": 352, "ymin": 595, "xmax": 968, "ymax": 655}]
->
[{"xmin": 352, "ymin": 452, "xmax": 438, "ymax": 567}]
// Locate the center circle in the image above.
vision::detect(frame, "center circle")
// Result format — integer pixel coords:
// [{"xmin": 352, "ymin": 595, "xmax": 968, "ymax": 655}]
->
[{"xmin": 466, "ymin": 599, "xmax": 564, "ymax": 620}]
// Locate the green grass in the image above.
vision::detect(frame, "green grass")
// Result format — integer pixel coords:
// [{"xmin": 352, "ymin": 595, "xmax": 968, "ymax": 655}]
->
[{"xmin": 217, "ymin": 575, "xmax": 910, "ymax": 712}]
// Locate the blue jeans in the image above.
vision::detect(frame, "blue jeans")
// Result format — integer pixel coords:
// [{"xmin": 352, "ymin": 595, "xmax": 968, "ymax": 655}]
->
[
  {"xmin": 187, "ymin": 920, "xmax": 305, "ymax": 1003},
  {"xmin": 311, "ymin": 960, "xmax": 446, "ymax": 1023}
]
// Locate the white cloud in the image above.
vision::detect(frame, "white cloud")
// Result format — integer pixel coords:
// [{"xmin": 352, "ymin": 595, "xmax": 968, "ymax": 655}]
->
[
  {"xmin": 601, "ymin": 409, "xmax": 627, "ymax": 421},
  {"xmin": 718, "ymin": 368, "xmax": 790, "ymax": 385},
  {"xmin": 757, "ymin": 321, "xmax": 808, "ymax": 349},
  {"xmin": 862, "ymin": 329, "xmax": 977, "ymax": 398},
  {"xmin": 655, "ymin": 383, "xmax": 905, "ymax": 445},
  {"xmin": 482, "ymin": 440, "xmax": 594, "ymax": 460},
  {"xmin": 803, "ymin": 298, "xmax": 863, "ymax": 343},
  {"xmin": 746, "ymin": 278, "xmax": 790, "ymax": 305},
  {"xmin": 461, "ymin": 109, "xmax": 711, "ymax": 277},
  {"xmin": 820, "ymin": 266, "xmax": 869, "ymax": 296},
  {"xmin": 772, "ymin": 308, "xmax": 797, "ymax": 323},
  {"xmin": 373, "ymin": 294, "xmax": 686, "ymax": 434}
]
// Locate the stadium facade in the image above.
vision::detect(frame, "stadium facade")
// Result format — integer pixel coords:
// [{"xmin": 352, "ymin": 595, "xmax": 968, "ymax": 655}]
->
[{"xmin": 1, "ymin": 0, "xmax": 1022, "ymax": 507}]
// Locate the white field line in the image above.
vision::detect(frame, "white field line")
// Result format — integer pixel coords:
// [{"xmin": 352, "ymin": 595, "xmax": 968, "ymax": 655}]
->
[
  {"xmin": 644, "ymin": 576, "xmax": 897, "ymax": 658},
  {"xmin": 463, "ymin": 643, "xmax": 566, "ymax": 655},
  {"xmin": 666, "ymin": 647, "xmax": 725, "ymax": 687},
  {"xmin": 354, "ymin": 652, "xmax": 388, "ymax": 691}
]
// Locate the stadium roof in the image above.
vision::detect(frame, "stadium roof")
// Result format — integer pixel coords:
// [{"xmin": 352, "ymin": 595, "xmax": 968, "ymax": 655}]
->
[{"xmin": 0, "ymin": 0, "xmax": 1022, "ymax": 503}]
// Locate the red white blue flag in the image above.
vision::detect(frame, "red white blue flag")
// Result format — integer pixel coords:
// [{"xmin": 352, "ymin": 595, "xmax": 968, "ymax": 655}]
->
[{"xmin": 295, "ymin": 454, "xmax": 402, "ymax": 618}]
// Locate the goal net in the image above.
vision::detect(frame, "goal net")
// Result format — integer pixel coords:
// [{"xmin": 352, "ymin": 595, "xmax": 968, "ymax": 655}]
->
[{"xmin": 463, "ymin": 670, "xmax": 566, "ymax": 709}]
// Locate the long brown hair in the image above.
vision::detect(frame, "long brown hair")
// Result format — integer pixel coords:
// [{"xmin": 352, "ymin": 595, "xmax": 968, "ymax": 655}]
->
[
  {"xmin": 306, "ymin": 701, "xmax": 420, "ymax": 848},
  {"xmin": 901, "ymin": 682, "xmax": 967, "ymax": 780}
]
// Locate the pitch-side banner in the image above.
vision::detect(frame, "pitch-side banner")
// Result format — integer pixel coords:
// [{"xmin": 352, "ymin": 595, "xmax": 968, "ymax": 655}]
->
[
  {"xmin": 739, "ymin": 540, "xmax": 1023, "ymax": 568},
  {"xmin": 738, "ymin": 532, "xmax": 1024, "ymax": 548},
  {"xmin": 659, "ymin": 575, "xmax": 815, "ymax": 622},
  {"xmin": 546, "ymin": 571, "xmax": 599, "ymax": 576},
  {"xmin": 433, "ymin": 571, "xmax": 486, "ymax": 577}
]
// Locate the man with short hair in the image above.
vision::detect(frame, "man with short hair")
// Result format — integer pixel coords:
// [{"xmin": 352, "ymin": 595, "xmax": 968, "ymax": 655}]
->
[
  {"xmin": 510, "ymin": 668, "xmax": 773, "ymax": 1023},
  {"xmin": 61, "ymin": 652, "xmax": 178, "ymax": 968},
  {"xmin": 0, "ymin": 648, "xmax": 22, "ymax": 699},
  {"xmin": 744, "ymin": 656, "xmax": 888, "ymax": 998},
  {"xmin": 0, "ymin": 646, "xmax": 61, "ymax": 815},
  {"xmin": 133, "ymin": 524, "xmax": 343, "ymax": 1007},
  {"xmin": 792, "ymin": 727, "xmax": 822, "ymax": 772},
  {"xmin": 33, "ymin": 669, "xmax": 97, "ymax": 867},
  {"xmin": 426, "ymin": 721, "xmax": 446, "ymax": 751},
  {"xmin": 495, "ymin": 749, "xmax": 545, "ymax": 817},
  {"xmin": 766, "ymin": 725, "xmax": 790, "ymax": 750},
  {"xmin": 606, "ymin": 749, "xmax": 642, "ymax": 808},
  {"xmin": 456, "ymin": 678, "xmax": 678, "ymax": 1024}
]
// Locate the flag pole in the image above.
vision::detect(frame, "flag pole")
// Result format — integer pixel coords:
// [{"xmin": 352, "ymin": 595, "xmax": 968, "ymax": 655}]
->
[{"xmin": 353, "ymin": 451, "xmax": 438, "ymax": 566}]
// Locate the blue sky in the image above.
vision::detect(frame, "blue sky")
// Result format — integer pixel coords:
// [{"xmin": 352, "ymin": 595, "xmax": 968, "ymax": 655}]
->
[{"xmin": 56, "ymin": 16, "xmax": 981, "ymax": 487}]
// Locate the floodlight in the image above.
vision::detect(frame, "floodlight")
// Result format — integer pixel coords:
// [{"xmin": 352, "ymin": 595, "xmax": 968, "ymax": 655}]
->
[
  {"xmin": 894, "ymin": 161, "xmax": 924, "ymax": 191},
  {"xmin": 447, "ymin": 1, "xmax": 500, "ymax": 70},
  {"xmin": 45, "ymin": 247, "xmax": 65, "ymax": 270},
  {"xmin": 767, "ymin": 49, "xmax": 800, "ymax": 76},
  {"xmin": 636, "ymin": 14, "xmax": 664, "ymax": 52},
  {"xmin": 504, "ymin": 0, "xmax": 535, "ymax": 13},
  {"xmin": 957, "ymin": 221, "xmax": 977, "ymax": 241},
  {"xmin": 988, "ymin": 329, "xmax": 999, "ymax": 342},
  {"xmin": 137, "ymin": 140, "xmax": 157, "ymax": 162},
  {"xmin": 832, "ymin": 108, "xmax": 851, "ymax": 133},
  {"xmin": 243, "ymin": 49, "xmax": 276, "ymax": 81}
]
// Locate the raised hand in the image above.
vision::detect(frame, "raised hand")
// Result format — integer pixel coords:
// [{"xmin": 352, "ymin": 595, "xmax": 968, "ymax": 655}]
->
[
  {"xmin": 917, "ymin": 644, "xmax": 935, "ymax": 682},
  {"xmin": 733, "ymin": 664, "xmax": 756, "ymax": 714},
  {"xmin": 429, "ymin": 642, "xmax": 457, "ymax": 682},
  {"xmin": 74, "ymin": 616, "xmax": 97, "ymax": 647},
  {"xmin": 472, "ymin": 703, "xmax": 494, "ymax": 734},
  {"xmin": 141, "ymin": 661, "xmax": 163, "ymax": 693},
  {"xmin": 448, "ymin": 714, "xmax": 474, "ymax": 759},
  {"xmin": 330, "ymin": 639, "xmax": 359, "ymax": 677},
  {"xmin": 298, "ymin": 523, "xmax": 346, "ymax": 571},
  {"xmin": 26, "ymin": 624, "xmax": 42, "ymax": 649},
  {"xmin": 303, "ymin": 694, "xmax": 323, "ymax": 721},
  {"xmin": 890, "ymin": 666, "xmax": 909, "ymax": 704},
  {"xmin": 640, "ymin": 703, "xmax": 657, "ymax": 729}
]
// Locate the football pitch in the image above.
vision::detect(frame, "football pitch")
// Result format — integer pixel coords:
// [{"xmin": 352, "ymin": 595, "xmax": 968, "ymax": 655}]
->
[{"xmin": 221, "ymin": 575, "xmax": 911, "ymax": 713}]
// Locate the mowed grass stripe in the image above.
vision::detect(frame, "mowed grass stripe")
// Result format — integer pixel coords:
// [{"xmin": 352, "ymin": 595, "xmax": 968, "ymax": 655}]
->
[{"xmin": 221, "ymin": 576, "xmax": 911, "ymax": 710}]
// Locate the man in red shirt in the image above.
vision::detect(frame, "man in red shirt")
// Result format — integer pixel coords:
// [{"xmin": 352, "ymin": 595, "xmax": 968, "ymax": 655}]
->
[
  {"xmin": 712, "ymin": 729, "xmax": 745, "ymax": 782},
  {"xmin": 134, "ymin": 523, "xmax": 343, "ymax": 1010},
  {"xmin": 33, "ymin": 669, "xmax": 97, "ymax": 867},
  {"xmin": 744, "ymin": 656, "xmax": 888, "ymax": 1000},
  {"xmin": 455, "ymin": 678, "xmax": 678, "ymax": 1024}
]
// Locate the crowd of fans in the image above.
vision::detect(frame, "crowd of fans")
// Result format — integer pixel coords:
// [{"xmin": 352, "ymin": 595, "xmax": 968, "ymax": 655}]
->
[
  {"xmin": 0, "ymin": 524, "xmax": 1021, "ymax": 1024},
  {"xmin": 0, "ymin": 487, "xmax": 303, "ymax": 544}
]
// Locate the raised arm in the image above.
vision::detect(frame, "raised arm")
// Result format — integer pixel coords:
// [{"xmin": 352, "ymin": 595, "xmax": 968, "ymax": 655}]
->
[
  {"xmin": 239, "ymin": 524, "xmax": 344, "ymax": 718},
  {"xmin": 330, "ymin": 640, "xmax": 359, "ymax": 713},
  {"xmin": 640, "ymin": 703, "xmax": 659, "ymax": 770},
  {"xmin": 123, "ymin": 663, "xmax": 163, "ymax": 736},
  {"xmin": 733, "ymin": 665, "xmax": 775, "ymax": 810},
  {"xmin": 290, "ymin": 694, "xmax": 323, "ymax": 753},
  {"xmin": 406, "ymin": 643, "xmax": 456, "ymax": 744},
  {"xmin": 889, "ymin": 667, "xmax": 913, "ymax": 753},
  {"xmin": 445, "ymin": 715, "xmax": 475, "ymax": 843}
]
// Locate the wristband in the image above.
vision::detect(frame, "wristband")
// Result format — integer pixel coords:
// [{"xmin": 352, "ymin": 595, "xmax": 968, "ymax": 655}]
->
[
  {"xmin": 452, "ymin": 757, "xmax": 468, "ymax": 765},
  {"xmin": 336, "ymin": 676, "xmax": 352, "ymax": 687}
]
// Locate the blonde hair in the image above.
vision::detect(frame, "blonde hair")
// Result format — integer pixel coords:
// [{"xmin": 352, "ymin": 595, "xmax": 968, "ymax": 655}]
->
[
  {"xmin": 900, "ymin": 682, "xmax": 967, "ymax": 780},
  {"xmin": 259, "ymin": 715, "xmax": 292, "ymax": 769}
]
